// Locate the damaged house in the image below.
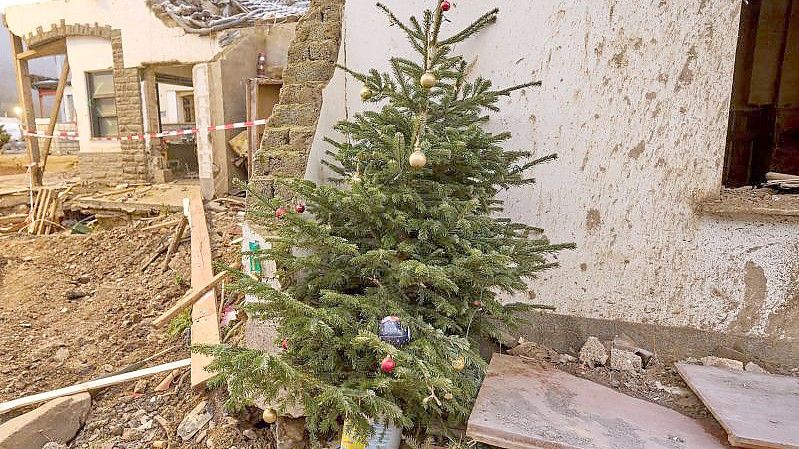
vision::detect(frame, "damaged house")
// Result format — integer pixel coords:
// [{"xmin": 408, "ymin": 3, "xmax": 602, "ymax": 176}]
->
[
  {"xmin": 4, "ymin": 0, "xmax": 308, "ymax": 198},
  {"xmin": 247, "ymin": 0, "xmax": 799, "ymax": 365}
]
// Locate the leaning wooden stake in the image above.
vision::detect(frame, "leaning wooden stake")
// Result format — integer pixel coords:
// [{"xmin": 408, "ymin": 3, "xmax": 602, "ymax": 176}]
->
[
  {"xmin": 152, "ymin": 270, "xmax": 230, "ymax": 327},
  {"xmin": 0, "ymin": 359, "xmax": 191, "ymax": 415},
  {"xmin": 161, "ymin": 216, "xmax": 188, "ymax": 272},
  {"xmin": 40, "ymin": 57, "xmax": 70, "ymax": 173}
]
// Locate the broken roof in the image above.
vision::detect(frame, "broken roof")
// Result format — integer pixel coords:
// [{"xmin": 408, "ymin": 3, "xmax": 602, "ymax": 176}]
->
[{"xmin": 151, "ymin": 0, "xmax": 310, "ymax": 35}]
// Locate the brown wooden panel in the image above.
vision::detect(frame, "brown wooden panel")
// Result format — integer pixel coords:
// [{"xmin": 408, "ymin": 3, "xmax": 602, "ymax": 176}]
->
[
  {"xmin": 467, "ymin": 355, "xmax": 730, "ymax": 449},
  {"xmin": 677, "ymin": 363, "xmax": 799, "ymax": 449}
]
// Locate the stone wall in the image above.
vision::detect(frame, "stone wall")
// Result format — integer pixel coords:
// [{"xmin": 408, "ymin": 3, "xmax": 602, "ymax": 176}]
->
[
  {"xmin": 250, "ymin": 0, "xmax": 345, "ymax": 199},
  {"xmin": 110, "ymin": 30, "xmax": 148, "ymax": 182},
  {"xmin": 77, "ymin": 152, "xmax": 125, "ymax": 181}
]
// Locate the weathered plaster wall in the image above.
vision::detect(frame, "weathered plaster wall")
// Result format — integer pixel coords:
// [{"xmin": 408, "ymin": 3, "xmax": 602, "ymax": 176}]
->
[{"xmin": 305, "ymin": 1, "xmax": 799, "ymax": 340}]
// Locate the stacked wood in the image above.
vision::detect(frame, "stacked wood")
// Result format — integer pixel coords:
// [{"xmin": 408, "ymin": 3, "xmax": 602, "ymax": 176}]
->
[
  {"xmin": 764, "ymin": 171, "xmax": 799, "ymax": 190},
  {"xmin": 27, "ymin": 188, "xmax": 61, "ymax": 235}
]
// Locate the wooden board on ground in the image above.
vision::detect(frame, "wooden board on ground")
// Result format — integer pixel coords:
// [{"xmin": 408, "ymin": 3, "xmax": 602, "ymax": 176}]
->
[
  {"xmin": 152, "ymin": 270, "xmax": 230, "ymax": 327},
  {"xmin": 186, "ymin": 192, "xmax": 220, "ymax": 388},
  {"xmin": 676, "ymin": 363, "xmax": 799, "ymax": 449},
  {"xmin": 0, "ymin": 359, "xmax": 190, "ymax": 415},
  {"xmin": 466, "ymin": 354, "xmax": 731, "ymax": 449}
]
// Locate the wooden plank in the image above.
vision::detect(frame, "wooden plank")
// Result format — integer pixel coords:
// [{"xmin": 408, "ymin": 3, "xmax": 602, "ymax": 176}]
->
[
  {"xmin": 0, "ymin": 359, "xmax": 191, "ymax": 415},
  {"xmin": 677, "ymin": 363, "xmax": 799, "ymax": 449},
  {"xmin": 8, "ymin": 32, "xmax": 42, "ymax": 186},
  {"xmin": 186, "ymin": 193, "xmax": 220, "ymax": 388},
  {"xmin": 142, "ymin": 219, "xmax": 183, "ymax": 232},
  {"xmin": 161, "ymin": 216, "xmax": 188, "ymax": 271},
  {"xmin": 41, "ymin": 57, "xmax": 70, "ymax": 172},
  {"xmin": 43, "ymin": 193, "xmax": 59, "ymax": 234},
  {"xmin": 15, "ymin": 39, "xmax": 66, "ymax": 61},
  {"xmin": 778, "ymin": 0, "xmax": 799, "ymax": 106},
  {"xmin": 33, "ymin": 188, "xmax": 52, "ymax": 235},
  {"xmin": 466, "ymin": 355, "xmax": 731, "ymax": 449},
  {"xmin": 749, "ymin": 0, "xmax": 792, "ymax": 105},
  {"xmin": 27, "ymin": 189, "xmax": 43, "ymax": 233},
  {"xmin": 152, "ymin": 271, "xmax": 230, "ymax": 327}
]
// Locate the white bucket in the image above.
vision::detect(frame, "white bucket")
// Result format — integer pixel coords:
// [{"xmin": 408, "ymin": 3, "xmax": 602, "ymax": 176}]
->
[{"xmin": 341, "ymin": 420, "xmax": 401, "ymax": 449}]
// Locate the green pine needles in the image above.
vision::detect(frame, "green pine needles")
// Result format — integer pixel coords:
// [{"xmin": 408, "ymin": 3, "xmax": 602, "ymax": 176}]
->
[{"xmin": 200, "ymin": 1, "xmax": 573, "ymax": 444}]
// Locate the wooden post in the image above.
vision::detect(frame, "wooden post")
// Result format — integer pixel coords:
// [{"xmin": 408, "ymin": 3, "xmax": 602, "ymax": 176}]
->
[
  {"xmin": 41, "ymin": 56, "xmax": 70, "ymax": 173},
  {"xmin": 8, "ymin": 32, "xmax": 42, "ymax": 186}
]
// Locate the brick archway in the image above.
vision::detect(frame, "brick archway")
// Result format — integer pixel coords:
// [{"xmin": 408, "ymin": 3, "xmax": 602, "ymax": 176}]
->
[{"xmin": 24, "ymin": 20, "xmax": 149, "ymax": 183}]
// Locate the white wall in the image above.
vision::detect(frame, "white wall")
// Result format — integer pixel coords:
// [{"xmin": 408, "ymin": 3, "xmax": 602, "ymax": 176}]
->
[
  {"xmin": 4, "ymin": 0, "xmax": 221, "ymax": 67},
  {"xmin": 158, "ymin": 84, "xmax": 193, "ymax": 124},
  {"xmin": 307, "ymin": 1, "xmax": 799, "ymax": 340},
  {"xmin": 66, "ymin": 36, "xmax": 120, "ymax": 153}
]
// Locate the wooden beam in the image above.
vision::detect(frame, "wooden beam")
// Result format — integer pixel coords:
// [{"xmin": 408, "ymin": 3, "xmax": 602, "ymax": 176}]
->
[
  {"xmin": 152, "ymin": 270, "xmax": 230, "ymax": 327},
  {"xmin": 40, "ymin": 57, "xmax": 70, "ymax": 173},
  {"xmin": 15, "ymin": 40, "xmax": 66, "ymax": 61},
  {"xmin": 186, "ymin": 193, "xmax": 220, "ymax": 388},
  {"xmin": 9, "ymin": 32, "xmax": 42, "ymax": 186},
  {"xmin": 0, "ymin": 359, "xmax": 191, "ymax": 415}
]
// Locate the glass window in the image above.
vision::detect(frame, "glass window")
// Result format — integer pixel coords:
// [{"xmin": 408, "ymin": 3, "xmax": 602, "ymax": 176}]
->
[{"xmin": 87, "ymin": 71, "xmax": 117, "ymax": 137}]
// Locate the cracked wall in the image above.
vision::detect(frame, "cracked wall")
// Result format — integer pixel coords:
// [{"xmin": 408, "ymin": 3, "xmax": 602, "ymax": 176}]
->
[{"xmin": 303, "ymin": 0, "xmax": 799, "ymax": 342}]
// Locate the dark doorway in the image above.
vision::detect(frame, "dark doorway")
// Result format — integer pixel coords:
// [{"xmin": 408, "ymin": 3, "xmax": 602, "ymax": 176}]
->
[{"xmin": 724, "ymin": 0, "xmax": 799, "ymax": 187}]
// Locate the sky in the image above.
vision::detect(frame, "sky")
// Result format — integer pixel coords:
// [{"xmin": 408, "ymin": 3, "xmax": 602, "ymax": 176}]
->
[{"xmin": 0, "ymin": 2, "xmax": 61, "ymax": 117}]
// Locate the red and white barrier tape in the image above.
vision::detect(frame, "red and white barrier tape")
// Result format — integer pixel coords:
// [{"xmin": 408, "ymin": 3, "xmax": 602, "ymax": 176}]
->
[{"xmin": 24, "ymin": 118, "xmax": 268, "ymax": 142}]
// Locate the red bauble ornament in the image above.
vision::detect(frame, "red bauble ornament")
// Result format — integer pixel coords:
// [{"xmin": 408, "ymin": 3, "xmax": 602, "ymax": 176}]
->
[
  {"xmin": 380, "ymin": 356, "xmax": 396, "ymax": 373},
  {"xmin": 440, "ymin": 0, "xmax": 451, "ymax": 11},
  {"xmin": 275, "ymin": 207, "xmax": 287, "ymax": 219},
  {"xmin": 295, "ymin": 204, "xmax": 306, "ymax": 214},
  {"xmin": 281, "ymin": 339, "xmax": 288, "ymax": 350}
]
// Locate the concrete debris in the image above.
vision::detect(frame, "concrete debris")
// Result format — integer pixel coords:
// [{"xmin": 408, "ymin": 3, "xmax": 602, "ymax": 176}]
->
[
  {"xmin": 701, "ymin": 356, "xmax": 744, "ymax": 371},
  {"xmin": 53, "ymin": 347, "xmax": 70, "ymax": 363},
  {"xmin": 579, "ymin": 336, "xmax": 608, "ymax": 367},
  {"xmin": 133, "ymin": 379, "xmax": 148, "ymax": 394},
  {"xmin": 508, "ymin": 339, "xmax": 559, "ymax": 361},
  {"xmin": 652, "ymin": 380, "xmax": 688, "ymax": 396},
  {"xmin": 744, "ymin": 361, "xmax": 769, "ymax": 374},
  {"xmin": 610, "ymin": 348, "xmax": 643, "ymax": 373},
  {"xmin": 177, "ymin": 400, "xmax": 213, "ymax": 441},
  {"xmin": 243, "ymin": 428, "xmax": 258, "ymax": 440},
  {"xmin": 65, "ymin": 289, "xmax": 89, "ymax": 300},
  {"xmin": 41, "ymin": 443, "xmax": 67, "ymax": 449},
  {"xmin": 558, "ymin": 353, "xmax": 578, "ymax": 364},
  {"xmin": 0, "ymin": 393, "xmax": 91, "ymax": 449}
]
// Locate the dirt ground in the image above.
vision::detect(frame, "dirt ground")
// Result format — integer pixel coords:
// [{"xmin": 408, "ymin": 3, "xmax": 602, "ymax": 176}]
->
[
  {"xmin": 0, "ymin": 154, "xmax": 78, "ymax": 176},
  {"xmin": 0, "ymin": 204, "xmax": 273, "ymax": 448}
]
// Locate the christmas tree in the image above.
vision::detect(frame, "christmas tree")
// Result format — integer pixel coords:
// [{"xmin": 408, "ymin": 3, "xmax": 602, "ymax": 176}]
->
[{"xmin": 202, "ymin": 0, "xmax": 573, "ymax": 443}]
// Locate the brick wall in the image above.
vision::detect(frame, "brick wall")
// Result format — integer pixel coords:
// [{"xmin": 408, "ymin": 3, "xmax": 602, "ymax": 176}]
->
[{"xmin": 250, "ymin": 0, "xmax": 345, "ymax": 199}]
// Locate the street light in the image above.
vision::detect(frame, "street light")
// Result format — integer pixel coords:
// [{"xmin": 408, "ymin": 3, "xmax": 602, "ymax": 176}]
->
[{"xmin": 12, "ymin": 106, "xmax": 23, "ymax": 117}]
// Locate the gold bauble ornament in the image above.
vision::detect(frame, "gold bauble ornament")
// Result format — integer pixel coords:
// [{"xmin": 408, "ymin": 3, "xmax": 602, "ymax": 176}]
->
[
  {"xmin": 262, "ymin": 408, "xmax": 278, "ymax": 424},
  {"xmin": 420, "ymin": 71, "xmax": 437, "ymax": 89},
  {"xmin": 452, "ymin": 355, "xmax": 466, "ymax": 371},
  {"xmin": 444, "ymin": 392, "xmax": 454, "ymax": 400},
  {"xmin": 409, "ymin": 150, "xmax": 427, "ymax": 169},
  {"xmin": 360, "ymin": 86, "xmax": 374, "ymax": 101}
]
